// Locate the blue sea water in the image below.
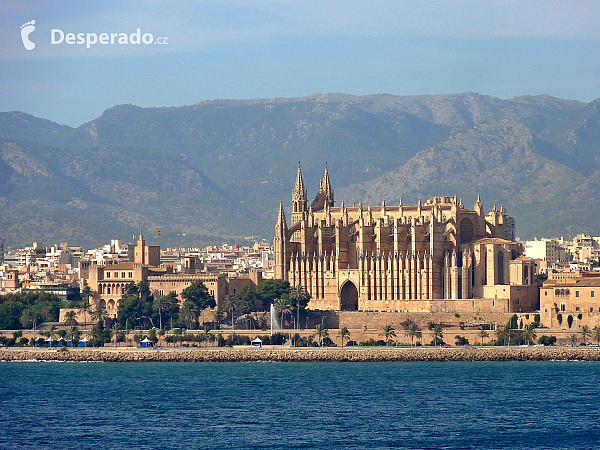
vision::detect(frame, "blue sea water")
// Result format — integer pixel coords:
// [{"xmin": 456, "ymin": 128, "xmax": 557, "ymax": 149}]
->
[{"xmin": 0, "ymin": 361, "xmax": 599, "ymax": 449}]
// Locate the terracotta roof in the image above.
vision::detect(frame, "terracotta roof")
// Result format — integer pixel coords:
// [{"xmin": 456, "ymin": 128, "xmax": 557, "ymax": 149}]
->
[
  {"xmin": 542, "ymin": 278, "xmax": 600, "ymax": 288},
  {"xmin": 514, "ymin": 255, "xmax": 534, "ymax": 261},
  {"xmin": 471, "ymin": 237, "xmax": 514, "ymax": 245}
]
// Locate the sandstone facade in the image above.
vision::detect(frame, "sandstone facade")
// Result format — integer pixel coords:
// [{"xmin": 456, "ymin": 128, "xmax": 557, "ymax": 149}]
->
[{"xmin": 274, "ymin": 166, "xmax": 538, "ymax": 313}]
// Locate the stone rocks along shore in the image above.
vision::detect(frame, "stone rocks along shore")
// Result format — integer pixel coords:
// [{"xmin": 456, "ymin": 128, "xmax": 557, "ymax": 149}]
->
[{"xmin": 1, "ymin": 347, "xmax": 600, "ymax": 363}]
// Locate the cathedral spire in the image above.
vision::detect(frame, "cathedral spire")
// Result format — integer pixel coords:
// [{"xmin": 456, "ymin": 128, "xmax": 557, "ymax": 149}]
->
[
  {"xmin": 292, "ymin": 162, "xmax": 307, "ymax": 215},
  {"xmin": 320, "ymin": 163, "xmax": 334, "ymax": 207},
  {"xmin": 474, "ymin": 194, "xmax": 484, "ymax": 216},
  {"xmin": 276, "ymin": 200, "xmax": 287, "ymax": 229}
]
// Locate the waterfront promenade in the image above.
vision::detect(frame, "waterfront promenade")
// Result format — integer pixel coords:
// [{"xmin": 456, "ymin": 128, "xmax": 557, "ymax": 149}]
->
[{"xmin": 2, "ymin": 346, "xmax": 600, "ymax": 363}]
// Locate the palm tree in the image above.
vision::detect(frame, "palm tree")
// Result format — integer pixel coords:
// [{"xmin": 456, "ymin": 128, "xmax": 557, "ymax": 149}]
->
[
  {"xmin": 592, "ymin": 326, "xmax": 600, "ymax": 346},
  {"xmin": 289, "ymin": 285, "xmax": 310, "ymax": 329},
  {"xmin": 581, "ymin": 325, "xmax": 591, "ymax": 345},
  {"xmin": 569, "ymin": 333, "xmax": 578, "ymax": 347},
  {"xmin": 428, "ymin": 321, "xmax": 444, "ymax": 346},
  {"xmin": 179, "ymin": 301, "xmax": 199, "ymax": 330},
  {"xmin": 202, "ymin": 326, "xmax": 212, "ymax": 347},
  {"xmin": 78, "ymin": 298, "xmax": 92, "ymax": 329},
  {"xmin": 315, "ymin": 323, "xmax": 329, "ymax": 347},
  {"xmin": 496, "ymin": 325, "xmax": 512, "ymax": 346},
  {"xmin": 404, "ymin": 322, "xmax": 422, "ymax": 346},
  {"xmin": 211, "ymin": 310, "xmax": 224, "ymax": 329},
  {"xmin": 223, "ymin": 294, "xmax": 238, "ymax": 331},
  {"xmin": 153, "ymin": 294, "xmax": 174, "ymax": 330},
  {"xmin": 338, "ymin": 326, "xmax": 350, "ymax": 348},
  {"xmin": 380, "ymin": 324, "xmax": 397, "ymax": 347},
  {"xmin": 522, "ymin": 324, "xmax": 537, "ymax": 345},
  {"xmin": 90, "ymin": 306, "xmax": 108, "ymax": 327},
  {"xmin": 274, "ymin": 297, "xmax": 293, "ymax": 328},
  {"xmin": 477, "ymin": 329, "xmax": 490, "ymax": 346},
  {"xmin": 65, "ymin": 326, "xmax": 79, "ymax": 342},
  {"xmin": 63, "ymin": 310, "xmax": 78, "ymax": 326}
]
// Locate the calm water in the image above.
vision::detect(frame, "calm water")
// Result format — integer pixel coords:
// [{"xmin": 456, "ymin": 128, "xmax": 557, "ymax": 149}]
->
[{"xmin": 1, "ymin": 361, "xmax": 599, "ymax": 449}]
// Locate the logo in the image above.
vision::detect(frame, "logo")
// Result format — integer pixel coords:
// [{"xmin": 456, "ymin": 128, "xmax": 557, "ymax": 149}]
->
[{"xmin": 20, "ymin": 20, "xmax": 36, "ymax": 50}]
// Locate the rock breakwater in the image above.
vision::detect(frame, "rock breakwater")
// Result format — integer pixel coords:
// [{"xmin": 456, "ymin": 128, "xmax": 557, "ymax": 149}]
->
[{"xmin": 1, "ymin": 346, "xmax": 600, "ymax": 363}]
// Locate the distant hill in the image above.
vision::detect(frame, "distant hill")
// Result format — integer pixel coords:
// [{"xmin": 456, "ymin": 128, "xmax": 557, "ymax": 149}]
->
[{"xmin": 0, "ymin": 92, "xmax": 598, "ymax": 248}]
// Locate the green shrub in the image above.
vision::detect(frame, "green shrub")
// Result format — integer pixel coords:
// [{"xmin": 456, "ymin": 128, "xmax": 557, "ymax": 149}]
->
[
  {"xmin": 538, "ymin": 335, "xmax": 557, "ymax": 346},
  {"xmin": 567, "ymin": 315, "xmax": 574, "ymax": 328},
  {"xmin": 557, "ymin": 314, "xmax": 563, "ymax": 325}
]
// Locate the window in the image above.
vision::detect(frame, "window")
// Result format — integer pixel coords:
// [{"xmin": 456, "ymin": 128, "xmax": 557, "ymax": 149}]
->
[
  {"xmin": 114, "ymin": 272, "xmax": 118, "ymax": 278},
  {"xmin": 544, "ymin": 291, "xmax": 548, "ymax": 296},
  {"xmin": 561, "ymin": 304, "xmax": 566, "ymax": 312},
  {"xmin": 576, "ymin": 291, "xmax": 579, "ymax": 298},
  {"xmin": 576, "ymin": 307, "xmax": 580, "ymax": 311},
  {"xmin": 591, "ymin": 308, "xmax": 594, "ymax": 313},
  {"xmin": 210, "ymin": 290, "xmax": 215, "ymax": 296},
  {"xmin": 106, "ymin": 272, "xmax": 111, "ymax": 278},
  {"xmin": 121, "ymin": 272, "xmax": 126, "ymax": 278},
  {"xmin": 592, "ymin": 291, "xmax": 595, "ymax": 298},
  {"xmin": 159, "ymin": 290, "xmax": 164, "ymax": 296},
  {"xmin": 129, "ymin": 272, "xmax": 133, "ymax": 278}
]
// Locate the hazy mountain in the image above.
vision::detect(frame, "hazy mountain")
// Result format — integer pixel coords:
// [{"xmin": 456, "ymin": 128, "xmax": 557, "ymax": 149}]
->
[{"xmin": 0, "ymin": 92, "xmax": 598, "ymax": 248}]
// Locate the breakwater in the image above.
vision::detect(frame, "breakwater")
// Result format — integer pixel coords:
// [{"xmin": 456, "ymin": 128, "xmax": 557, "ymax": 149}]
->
[{"xmin": 2, "ymin": 346, "xmax": 600, "ymax": 362}]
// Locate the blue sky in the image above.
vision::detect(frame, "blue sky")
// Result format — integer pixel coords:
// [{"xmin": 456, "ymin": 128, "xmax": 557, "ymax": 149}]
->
[{"xmin": 1, "ymin": 0, "xmax": 598, "ymax": 126}]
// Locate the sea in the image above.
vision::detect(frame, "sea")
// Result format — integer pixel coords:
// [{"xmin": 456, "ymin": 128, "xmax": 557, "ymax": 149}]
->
[{"xmin": 1, "ymin": 361, "xmax": 599, "ymax": 449}]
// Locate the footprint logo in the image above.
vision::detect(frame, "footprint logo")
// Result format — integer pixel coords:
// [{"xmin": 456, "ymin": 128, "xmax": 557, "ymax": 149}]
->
[{"xmin": 20, "ymin": 20, "xmax": 36, "ymax": 50}]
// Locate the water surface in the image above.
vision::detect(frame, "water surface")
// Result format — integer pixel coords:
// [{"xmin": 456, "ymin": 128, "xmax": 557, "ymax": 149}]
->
[{"xmin": 1, "ymin": 361, "xmax": 598, "ymax": 449}]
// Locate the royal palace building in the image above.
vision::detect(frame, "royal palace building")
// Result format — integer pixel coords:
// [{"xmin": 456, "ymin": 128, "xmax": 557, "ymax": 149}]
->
[{"xmin": 274, "ymin": 166, "xmax": 538, "ymax": 313}]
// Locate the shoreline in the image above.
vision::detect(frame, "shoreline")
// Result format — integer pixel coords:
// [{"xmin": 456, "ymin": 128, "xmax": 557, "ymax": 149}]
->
[{"xmin": 2, "ymin": 346, "xmax": 600, "ymax": 363}]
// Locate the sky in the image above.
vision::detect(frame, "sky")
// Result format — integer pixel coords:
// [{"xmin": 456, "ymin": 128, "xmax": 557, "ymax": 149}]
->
[{"xmin": 0, "ymin": 0, "xmax": 599, "ymax": 127}]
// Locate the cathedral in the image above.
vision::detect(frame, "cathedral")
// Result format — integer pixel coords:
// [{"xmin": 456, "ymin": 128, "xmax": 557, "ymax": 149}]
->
[{"xmin": 274, "ymin": 166, "xmax": 539, "ymax": 313}]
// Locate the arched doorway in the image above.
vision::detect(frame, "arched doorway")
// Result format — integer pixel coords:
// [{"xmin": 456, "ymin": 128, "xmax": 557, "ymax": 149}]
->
[{"xmin": 340, "ymin": 281, "xmax": 359, "ymax": 311}]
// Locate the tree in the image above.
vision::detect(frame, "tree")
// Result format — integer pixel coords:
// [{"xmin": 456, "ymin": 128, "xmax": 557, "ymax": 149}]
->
[
  {"xmin": 273, "ymin": 296, "xmax": 293, "ymax": 327},
  {"xmin": 477, "ymin": 328, "xmax": 489, "ymax": 346},
  {"xmin": 181, "ymin": 281, "xmax": 216, "ymax": 311},
  {"xmin": 63, "ymin": 310, "xmax": 78, "ymax": 326},
  {"xmin": 428, "ymin": 321, "xmax": 444, "ymax": 346},
  {"xmin": 315, "ymin": 323, "xmax": 329, "ymax": 347},
  {"xmin": 592, "ymin": 326, "xmax": 600, "ymax": 346},
  {"xmin": 20, "ymin": 309, "xmax": 36, "ymax": 329},
  {"xmin": 338, "ymin": 326, "xmax": 350, "ymax": 348},
  {"xmin": 90, "ymin": 306, "xmax": 108, "ymax": 327},
  {"xmin": 81, "ymin": 285, "xmax": 92, "ymax": 303},
  {"xmin": 522, "ymin": 324, "xmax": 537, "ymax": 345},
  {"xmin": 153, "ymin": 292, "xmax": 178, "ymax": 330},
  {"xmin": 581, "ymin": 325, "xmax": 591, "ymax": 345},
  {"xmin": 289, "ymin": 285, "xmax": 310, "ymax": 329},
  {"xmin": 496, "ymin": 325, "xmax": 512, "ymax": 346},
  {"xmin": 256, "ymin": 279, "xmax": 290, "ymax": 306},
  {"xmin": 404, "ymin": 322, "xmax": 422, "ymax": 346},
  {"xmin": 66, "ymin": 326, "xmax": 80, "ymax": 342},
  {"xmin": 211, "ymin": 310, "xmax": 224, "ymax": 329},
  {"xmin": 116, "ymin": 284, "xmax": 155, "ymax": 329},
  {"xmin": 569, "ymin": 333, "xmax": 578, "ymax": 346},
  {"xmin": 202, "ymin": 326, "xmax": 212, "ymax": 347},
  {"xmin": 77, "ymin": 298, "xmax": 92, "ymax": 329},
  {"xmin": 179, "ymin": 300, "xmax": 200, "ymax": 330},
  {"xmin": 380, "ymin": 324, "xmax": 397, "ymax": 347}
]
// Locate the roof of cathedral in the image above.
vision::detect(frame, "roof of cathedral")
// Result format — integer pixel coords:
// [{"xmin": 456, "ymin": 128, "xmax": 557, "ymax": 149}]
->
[{"xmin": 471, "ymin": 237, "xmax": 514, "ymax": 245}]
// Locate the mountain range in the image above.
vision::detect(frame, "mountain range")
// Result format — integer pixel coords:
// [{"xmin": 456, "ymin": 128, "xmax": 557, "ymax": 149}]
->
[{"xmin": 1, "ymin": 92, "xmax": 599, "ymax": 249}]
